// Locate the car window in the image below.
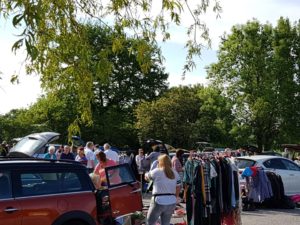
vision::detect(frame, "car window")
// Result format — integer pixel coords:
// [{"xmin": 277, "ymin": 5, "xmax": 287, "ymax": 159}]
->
[
  {"xmin": 263, "ymin": 158, "xmax": 286, "ymax": 170},
  {"xmin": 106, "ymin": 164, "xmax": 135, "ymax": 187},
  {"xmin": 13, "ymin": 137, "xmax": 44, "ymax": 153},
  {"xmin": 235, "ymin": 159, "xmax": 256, "ymax": 169},
  {"xmin": 281, "ymin": 159, "xmax": 300, "ymax": 171},
  {"xmin": 17, "ymin": 171, "xmax": 88, "ymax": 197},
  {"xmin": 0, "ymin": 172, "xmax": 12, "ymax": 199}
]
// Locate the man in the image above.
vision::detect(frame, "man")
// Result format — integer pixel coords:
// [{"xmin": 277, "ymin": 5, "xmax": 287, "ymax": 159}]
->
[
  {"xmin": 145, "ymin": 145, "xmax": 160, "ymax": 166},
  {"xmin": 103, "ymin": 143, "xmax": 119, "ymax": 163},
  {"xmin": 60, "ymin": 145, "xmax": 75, "ymax": 160},
  {"xmin": 85, "ymin": 141, "xmax": 96, "ymax": 173}
]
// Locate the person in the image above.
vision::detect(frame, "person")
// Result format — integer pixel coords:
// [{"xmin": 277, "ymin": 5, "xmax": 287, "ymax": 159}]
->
[
  {"xmin": 44, "ymin": 145, "xmax": 57, "ymax": 160},
  {"xmin": 145, "ymin": 145, "xmax": 160, "ymax": 165},
  {"xmin": 171, "ymin": 149, "xmax": 184, "ymax": 174},
  {"xmin": 0, "ymin": 141, "xmax": 8, "ymax": 157},
  {"xmin": 145, "ymin": 154, "xmax": 181, "ymax": 225},
  {"xmin": 94, "ymin": 151, "xmax": 119, "ymax": 186},
  {"xmin": 224, "ymin": 148, "xmax": 232, "ymax": 158},
  {"xmin": 75, "ymin": 146, "xmax": 88, "ymax": 166},
  {"xmin": 94, "ymin": 144, "xmax": 100, "ymax": 152},
  {"xmin": 55, "ymin": 145, "xmax": 64, "ymax": 160},
  {"xmin": 136, "ymin": 148, "xmax": 145, "ymax": 175},
  {"xmin": 60, "ymin": 145, "xmax": 75, "ymax": 160},
  {"xmin": 171, "ymin": 149, "xmax": 184, "ymax": 198},
  {"xmin": 282, "ymin": 148, "xmax": 291, "ymax": 159},
  {"xmin": 85, "ymin": 141, "xmax": 96, "ymax": 173},
  {"xmin": 103, "ymin": 143, "xmax": 119, "ymax": 163},
  {"xmin": 294, "ymin": 155, "xmax": 300, "ymax": 166}
]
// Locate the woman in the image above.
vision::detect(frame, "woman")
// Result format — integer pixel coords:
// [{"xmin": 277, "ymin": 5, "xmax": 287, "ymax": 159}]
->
[
  {"xmin": 44, "ymin": 146, "xmax": 57, "ymax": 160},
  {"xmin": 145, "ymin": 154, "xmax": 181, "ymax": 225},
  {"xmin": 75, "ymin": 147, "xmax": 88, "ymax": 166},
  {"xmin": 94, "ymin": 151, "xmax": 120, "ymax": 186},
  {"xmin": 171, "ymin": 149, "xmax": 184, "ymax": 173}
]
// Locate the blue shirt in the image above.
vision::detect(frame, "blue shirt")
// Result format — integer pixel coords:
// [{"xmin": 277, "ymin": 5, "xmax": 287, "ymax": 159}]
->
[{"xmin": 44, "ymin": 153, "xmax": 57, "ymax": 160}]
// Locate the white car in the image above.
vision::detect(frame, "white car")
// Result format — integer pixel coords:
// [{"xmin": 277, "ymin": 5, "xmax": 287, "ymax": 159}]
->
[{"xmin": 235, "ymin": 155, "xmax": 300, "ymax": 196}]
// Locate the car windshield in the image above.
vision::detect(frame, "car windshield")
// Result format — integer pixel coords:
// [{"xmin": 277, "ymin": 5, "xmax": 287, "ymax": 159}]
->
[{"xmin": 235, "ymin": 158, "xmax": 256, "ymax": 169}]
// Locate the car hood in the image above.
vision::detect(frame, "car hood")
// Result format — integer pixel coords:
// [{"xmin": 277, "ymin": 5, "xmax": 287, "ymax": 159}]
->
[{"xmin": 8, "ymin": 132, "xmax": 60, "ymax": 158}]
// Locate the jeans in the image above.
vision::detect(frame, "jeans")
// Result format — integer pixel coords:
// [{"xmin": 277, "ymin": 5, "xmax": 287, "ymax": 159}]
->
[{"xmin": 147, "ymin": 199, "xmax": 176, "ymax": 225}]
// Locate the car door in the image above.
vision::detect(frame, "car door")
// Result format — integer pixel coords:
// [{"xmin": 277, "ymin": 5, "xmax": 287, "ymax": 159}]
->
[
  {"xmin": 280, "ymin": 159, "xmax": 300, "ymax": 195},
  {"xmin": 14, "ymin": 169, "xmax": 96, "ymax": 225},
  {"xmin": 0, "ymin": 171, "xmax": 22, "ymax": 225},
  {"xmin": 106, "ymin": 164, "xmax": 143, "ymax": 218},
  {"xmin": 263, "ymin": 158, "xmax": 293, "ymax": 195}
]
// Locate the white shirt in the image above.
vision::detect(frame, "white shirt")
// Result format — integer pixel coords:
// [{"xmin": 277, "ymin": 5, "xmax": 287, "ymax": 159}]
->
[
  {"xmin": 148, "ymin": 168, "xmax": 181, "ymax": 205},
  {"xmin": 104, "ymin": 149, "xmax": 119, "ymax": 163},
  {"xmin": 84, "ymin": 148, "xmax": 95, "ymax": 169}
]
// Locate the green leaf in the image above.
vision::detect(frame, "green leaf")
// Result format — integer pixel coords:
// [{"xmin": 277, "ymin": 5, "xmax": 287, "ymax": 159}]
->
[
  {"xmin": 12, "ymin": 14, "xmax": 24, "ymax": 27},
  {"xmin": 11, "ymin": 38, "xmax": 24, "ymax": 52},
  {"xmin": 10, "ymin": 74, "xmax": 19, "ymax": 84}
]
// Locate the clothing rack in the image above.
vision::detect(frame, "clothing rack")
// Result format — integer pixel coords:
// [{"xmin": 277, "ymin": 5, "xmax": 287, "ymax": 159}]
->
[{"xmin": 183, "ymin": 157, "xmax": 241, "ymax": 225}]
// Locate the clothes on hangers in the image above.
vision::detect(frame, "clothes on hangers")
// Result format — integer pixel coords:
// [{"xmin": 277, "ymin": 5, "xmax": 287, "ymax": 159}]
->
[{"xmin": 183, "ymin": 156, "xmax": 241, "ymax": 225}]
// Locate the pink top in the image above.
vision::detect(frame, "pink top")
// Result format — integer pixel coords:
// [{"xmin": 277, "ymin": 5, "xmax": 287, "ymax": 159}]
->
[
  {"xmin": 94, "ymin": 159, "xmax": 121, "ymax": 185},
  {"xmin": 171, "ymin": 156, "xmax": 183, "ymax": 172}
]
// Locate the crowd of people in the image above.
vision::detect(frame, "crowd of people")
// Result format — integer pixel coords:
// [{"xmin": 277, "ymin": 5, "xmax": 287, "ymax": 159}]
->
[
  {"xmin": 3, "ymin": 138, "xmax": 300, "ymax": 225},
  {"xmin": 42, "ymin": 142, "xmax": 184, "ymax": 225}
]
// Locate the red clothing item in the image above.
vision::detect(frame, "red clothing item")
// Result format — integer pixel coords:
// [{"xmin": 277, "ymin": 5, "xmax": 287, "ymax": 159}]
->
[{"xmin": 250, "ymin": 166, "xmax": 258, "ymax": 177}]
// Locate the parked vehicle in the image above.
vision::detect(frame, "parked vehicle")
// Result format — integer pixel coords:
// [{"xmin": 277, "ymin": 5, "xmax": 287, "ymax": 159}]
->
[
  {"xmin": 142, "ymin": 139, "xmax": 169, "ymax": 155},
  {"xmin": 235, "ymin": 155, "xmax": 300, "ymax": 196},
  {"xmin": 256, "ymin": 151, "xmax": 282, "ymax": 157},
  {"xmin": 281, "ymin": 144, "xmax": 300, "ymax": 160},
  {"xmin": 194, "ymin": 141, "xmax": 212, "ymax": 152},
  {"xmin": 9, "ymin": 132, "xmax": 85, "ymax": 158},
  {"xmin": 1, "ymin": 148, "xmax": 142, "ymax": 225}
]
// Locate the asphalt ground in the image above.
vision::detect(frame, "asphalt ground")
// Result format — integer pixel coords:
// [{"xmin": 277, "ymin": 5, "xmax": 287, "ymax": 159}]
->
[
  {"xmin": 241, "ymin": 208, "xmax": 300, "ymax": 225},
  {"xmin": 142, "ymin": 193, "xmax": 300, "ymax": 225}
]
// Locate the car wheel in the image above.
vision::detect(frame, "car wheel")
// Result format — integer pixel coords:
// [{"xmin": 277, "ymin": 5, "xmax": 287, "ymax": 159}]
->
[{"xmin": 63, "ymin": 220, "xmax": 88, "ymax": 225}]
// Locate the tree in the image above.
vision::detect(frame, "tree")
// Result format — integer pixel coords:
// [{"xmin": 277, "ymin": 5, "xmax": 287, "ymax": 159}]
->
[
  {"xmin": 208, "ymin": 18, "xmax": 300, "ymax": 151},
  {"xmin": 0, "ymin": 0, "xmax": 221, "ymax": 133},
  {"xmin": 135, "ymin": 85, "xmax": 202, "ymax": 148},
  {"xmin": 135, "ymin": 85, "xmax": 234, "ymax": 148},
  {"xmin": 195, "ymin": 86, "xmax": 234, "ymax": 146},
  {"xmin": 0, "ymin": 109, "xmax": 35, "ymax": 142},
  {"xmin": 5, "ymin": 24, "xmax": 169, "ymax": 147}
]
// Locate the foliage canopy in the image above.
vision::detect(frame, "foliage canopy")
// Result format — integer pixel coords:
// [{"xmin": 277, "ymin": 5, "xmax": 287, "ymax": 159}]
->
[
  {"xmin": 208, "ymin": 18, "xmax": 300, "ymax": 151},
  {"xmin": 0, "ymin": 0, "xmax": 221, "ymax": 132}
]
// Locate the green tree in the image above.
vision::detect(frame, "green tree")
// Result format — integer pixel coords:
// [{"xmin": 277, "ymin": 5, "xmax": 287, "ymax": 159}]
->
[
  {"xmin": 135, "ymin": 85, "xmax": 234, "ymax": 148},
  {"xmin": 0, "ymin": 0, "xmax": 221, "ymax": 132},
  {"xmin": 6, "ymin": 24, "xmax": 169, "ymax": 147},
  {"xmin": 0, "ymin": 109, "xmax": 35, "ymax": 142},
  {"xmin": 135, "ymin": 85, "xmax": 202, "ymax": 148},
  {"xmin": 195, "ymin": 86, "xmax": 234, "ymax": 146},
  {"xmin": 208, "ymin": 18, "xmax": 300, "ymax": 151}
]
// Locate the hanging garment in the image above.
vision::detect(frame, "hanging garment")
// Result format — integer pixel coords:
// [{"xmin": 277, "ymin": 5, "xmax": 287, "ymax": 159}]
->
[{"xmin": 183, "ymin": 159, "xmax": 197, "ymax": 225}]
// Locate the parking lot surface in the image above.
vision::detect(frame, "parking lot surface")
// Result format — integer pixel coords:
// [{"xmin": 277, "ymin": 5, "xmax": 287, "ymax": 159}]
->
[
  {"xmin": 142, "ymin": 193, "xmax": 300, "ymax": 225},
  {"xmin": 242, "ymin": 208, "xmax": 300, "ymax": 225}
]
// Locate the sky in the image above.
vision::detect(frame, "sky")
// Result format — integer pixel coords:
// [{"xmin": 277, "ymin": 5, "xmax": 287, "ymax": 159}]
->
[{"xmin": 1, "ymin": 0, "xmax": 300, "ymax": 114}]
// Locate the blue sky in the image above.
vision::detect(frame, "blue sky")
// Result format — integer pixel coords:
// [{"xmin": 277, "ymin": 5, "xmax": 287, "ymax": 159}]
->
[{"xmin": 1, "ymin": 0, "xmax": 300, "ymax": 114}]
